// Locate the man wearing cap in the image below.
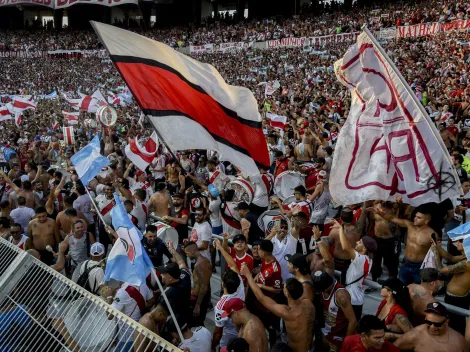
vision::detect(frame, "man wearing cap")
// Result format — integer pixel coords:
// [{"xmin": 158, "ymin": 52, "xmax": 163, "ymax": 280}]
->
[
  {"xmin": 235, "ymin": 202, "xmax": 264, "ymax": 245},
  {"xmin": 219, "ymin": 298, "xmax": 268, "ymax": 352},
  {"xmin": 148, "ymin": 182, "xmax": 170, "ymax": 218},
  {"xmin": 286, "ymin": 253, "xmax": 314, "ymax": 302},
  {"xmin": 408, "ymin": 268, "xmax": 445, "ymax": 325},
  {"xmin": 221, "ymin": 233, "xmax": 254, "ymax": 286},
  {"xmin": 394, "ymin": 302, "xmax": 468, "ymax": 352},
  {"xmin": 71, "ymin": 242, "xmax": 106, "ymax": 295},
  {"xmin": 331, "ymin": 219, "xmax": 376, "ymax": 320},
  {"xmin": 163, "ymin": 193, "xmax": 189, "ymax": 246}
]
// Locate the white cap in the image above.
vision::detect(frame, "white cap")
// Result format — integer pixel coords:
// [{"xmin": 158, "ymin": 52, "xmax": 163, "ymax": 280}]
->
[
  {"xmin": 90, "ymin": 242, "xmax": 105, "ymax": 256},
  {"xmin": 20, "ymin": 174, "xmax": 29, "ymax": 183}
]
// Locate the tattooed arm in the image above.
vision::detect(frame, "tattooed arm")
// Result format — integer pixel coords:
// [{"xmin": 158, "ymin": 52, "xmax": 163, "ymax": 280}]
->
[
  {"xmin": 336, "ymin": 289, "xmax": 357, "ymax": 336},
  {"xmin": 193, "ymin": 262, "xmax": 210, "ymax": 317},
  {"xmin": 440, "ymin": 260, "xmax": 470, "ymax": 275},
  {"xmin": 353, "ymin": 203, "xmax": 368, "ymax": 235},
  {"xmin": 394, "ymin": 314, "xmax": 413, "ymax": 333}
]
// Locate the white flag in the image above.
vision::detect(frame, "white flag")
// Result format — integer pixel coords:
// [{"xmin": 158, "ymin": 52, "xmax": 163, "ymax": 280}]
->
[{"xmin": 331, "ymin": 30, "xmax": 460, "ymax": 206}]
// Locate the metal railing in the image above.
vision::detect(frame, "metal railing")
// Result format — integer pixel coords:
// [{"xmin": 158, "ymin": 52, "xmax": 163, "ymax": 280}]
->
[
  {"xmin": 0, "ymin": 238, "xmax": 182, "ymax": 352},
  {"xmin": 149, "ymin": 214, "xmax": 470, "ymax": 318}
]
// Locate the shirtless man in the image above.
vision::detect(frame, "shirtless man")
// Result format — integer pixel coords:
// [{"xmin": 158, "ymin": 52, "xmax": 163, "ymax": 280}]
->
[
  {"xmin": 220, "ymin": 298, "xmax": 268, "ymax": 352},
  {"xmin": 166, "ymin": 162, "xmax": 185, "ymax": 194},
  {"xmin": 294, "ymin": 133, "xmax": 314, "ymax": 162},
  {"xmin": 369, "ymin": 201, "xmax": 400, "ymax": 282},
  {"xmin": 148, "ymin": 182, "xmax": 170, "ymax": 218},
  {"xmin": 285, "ymin": 253, "xmax": 315, "ymax": 302},
  {"xmin": 242, "ymin": 262, "xmax": 314, "ymax": 352},
  {"xmin": 394, "ymin": 302, "xmax": 468, "ymax": 352},
  {"xmin": 408, "ymin": 268, "xmax": 444, "ymax": 325},
  {"xmin": 368, "ymin": 205, "xmax": 436, "ymax": 285},
  {"xmin": 0, "ymin": 170, "xmax": 37, "ymax": 209},
  {"xmin": 184, "ymin": 241, "xmax": 212, "ymax": 328},
  {"xmin": 328, "ymin": 205, "xmax": 366, "ymax": 284},
  {"xmin": 55, "ymin": 199, "xmax": 88, "ymax": 237},
  {"xmin": 26, "ymin": 206, "xmax": 59, "ymax": 265},
  {"xmin": 432, "ymin": 238, "xmax": 470, "ymax": 335}
]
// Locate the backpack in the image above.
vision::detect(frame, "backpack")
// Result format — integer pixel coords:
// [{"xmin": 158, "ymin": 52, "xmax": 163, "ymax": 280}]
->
[{"xmin": 76, "ymin": 261, "xmax": 99, "ymax": 294}]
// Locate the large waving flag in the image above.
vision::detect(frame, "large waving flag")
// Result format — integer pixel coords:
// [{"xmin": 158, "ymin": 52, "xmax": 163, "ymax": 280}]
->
[
  {"xmin": 104, "ymin": 194, "xmax": 153, "ymax": 286},
  {"xmin": 63, "ymin": 111, "xmax": 79, "ymax": 125},
  {"xmin": 45, "ymin": 91, "xmax": 57, "ymax": 99},
  {"xmin": 125, "ymin": 131, "xmax": 158, "ymax": 171},
  {"xmin": 91, "ymin": 22, "xmax": 269, "ymax": 175},
  {"xmin": 0, "ymin": 106, "xmax": 12, "ymax": 122},
  {"xmin": 448, "ymin": 222, "xmax": 470, "ymax": 241},
  {"xmin": 266, "ymin": 113, "xmax": 287, "ymax": 129},
  {"xmin": 330, "ymin": 29, "xmax": 460, "ymax": 206},
  {"xmin": 70, "ymin": 135, "xmax": 110, "ymax": 186}
]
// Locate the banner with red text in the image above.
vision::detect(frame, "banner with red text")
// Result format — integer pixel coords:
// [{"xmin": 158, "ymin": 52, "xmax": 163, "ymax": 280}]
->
[
  {"xmin": 266, "ymin": 32, "xmax": 359, "ymax": 49},
  {"xmin": 397, "ymin": 20, "xmax": 470, "ymax": 39},
  {"xmin": 55, "ymin": 0, "xmax": 137, "ymax": 8},
  {"xmin": 0, "ymin": 0, "xmax": 53, "ymax": 8}
]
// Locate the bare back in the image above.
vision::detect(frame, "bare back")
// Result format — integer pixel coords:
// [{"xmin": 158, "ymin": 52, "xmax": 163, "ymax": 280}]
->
[
  {"xmin": 240, "ymin": 315, "xmax": 268, "ymax": 352},
  {"xmin": 447, "ymin": 264, "xmax": 470, "ymax": 297},
  {"xmin": 284, "ymin": 300, "xmax": 315, "ymax": 352},
  {"xmin": 192, "ymin": 255, "xmax": 212, "ymax": 297},
  {"xmin": 18, "ymin": 190, "xmax": 36, "ymax": 209},
  {"xmin": 329, "ymin": 224, "xmax": 360, "ymax": 260},
  {"xmin": 149, "ymin": 192, "xmax": 170, "ymax": 218},
  {"xmin": 408, "ymin": 284, "xmax": 437, "ymax": 324}
]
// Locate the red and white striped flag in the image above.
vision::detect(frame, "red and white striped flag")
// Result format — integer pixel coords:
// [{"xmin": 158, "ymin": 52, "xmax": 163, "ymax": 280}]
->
[
  {"xmin": 63, "ymin": 126, "xmax": 75, "ymax": 145},
  {"xmin": 266, "ymin": 113, "xmax": 288, "ymax": 129},
  {"xmin": 92, "ymin": 22, "xmax": 269, "ymax": 174},
  {"xmin": 53, "ymin": 121, "xmax": 60, "ymax": 130},
  {"xmin": 125, "ymin": 131, "xmax": 159, "ymax": 171},
  {"xmin": 63, "ymin": 111, "xmax": 79, "ymax": 125},
  {"xmin": 0, "ymin": 106, "xmax": 12, "ymax": 122},
  {"xmin": 12, "ymin": 96, "xmax": 37, "ymax": 111}
]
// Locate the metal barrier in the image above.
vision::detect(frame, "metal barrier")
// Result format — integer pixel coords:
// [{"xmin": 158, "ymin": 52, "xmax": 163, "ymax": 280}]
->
[
  {"xmin": 0, "ymin": 238, "xmax": 182, "ymax": 352},
  {"xmin": 148, "ymin": 214, "xmax": 470, "ymax": 318}
]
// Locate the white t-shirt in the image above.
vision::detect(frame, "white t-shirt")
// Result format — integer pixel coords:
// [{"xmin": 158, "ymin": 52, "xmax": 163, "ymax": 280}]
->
[
  {"xmin": 190, "ymin": 221, "xmax": 212, "ymax": 260},
  {"xmin": 111, "ymin": 283, "xmax": 153, "ymax": 321},
  {"xmin": 71, "ymin": 260, "xmax": 105, "ymax": 294},
  {"xmin": 272, "ymin": 234, "xmax": 297, "ymax": 283},
  {"xmin": 178, "ymin": 326, "xmax": 212, "ymax": 352},
  {"xmin": 131, "ymin": 198, "xmax": 148, "ymax": 232},
  {"xmin": 152, "ymin": 155, "xmax": 166, "ymax": 180},
  {"xmin": 345, "ymin": 251, "xmax": 372, "ymax": 306},
  {"xmin": 209, "ymin": 198, "xmax": 222, "ymax": 228},
  {"xmin": 250, "ymin": 173, "xmax": 272, "ymax": 208},
  {"xmin": 215, "ymin": 274, "xmax": 245, "ymax": 347},
  {"xmin": 10, "ymin": 206, "xmax": 35, "ymax": 234},
  {"xmin": 128, "ymin": 178, "xmax": 153, "ymax": 201},
  {"xmin": 73, "ymin": 194, "xmax": 95, "ymax": 225}
]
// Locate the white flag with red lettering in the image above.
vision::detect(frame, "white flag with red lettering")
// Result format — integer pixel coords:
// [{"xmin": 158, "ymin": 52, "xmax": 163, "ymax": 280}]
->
[
  {"xmin": 125, "ymin": 131, "xmax": 159, "ymax": 171},
  {"xmin": 331, "ymin": 31, "xmax": 460, "ymax": 206},
  {"xmin": 63, "ymin": 111, "xmax": 79, "ymax": 125},
  {"xmin": 63, "ymin": 126, "xmax": 75, "ymax": 145}
]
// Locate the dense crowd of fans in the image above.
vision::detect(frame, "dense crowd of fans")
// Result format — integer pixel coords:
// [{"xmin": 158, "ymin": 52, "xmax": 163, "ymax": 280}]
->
[{"xmin": 1, "ymin": 1, "xmax": 470, "ymax": 351}]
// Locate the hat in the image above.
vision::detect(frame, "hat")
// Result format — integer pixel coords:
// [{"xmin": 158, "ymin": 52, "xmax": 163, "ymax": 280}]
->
[
  {"xmin": 232, "ymin": 234, "xmax": 247, "ymax": 244},
  {"xmin": 382, "ymin": 277, "xmax": 405, "ymax": 295},
  {"xmin": 20, "ymin": 174, "xmax": 29, "ymax": 183},
  {"xmin": 312, "ymin": 270, "xmax": 334, "ymax": 291},
  {"xmin": 157, "ymin": 262, "xmax": 181, "ymax": 280},
  {"xmin": 155, "ymin": 182, "xmax": 166, "ymax": 191},
  {"xmin": 221, "ymin": 298, "xmax": 246, "ymax": 318},
  {"xmin": 234, "ymin": 202, "xmax": 250, "ymax": 211},
  {"xmin": 285, "ymin": 253, "xmax": 309, "ymax": 270},
  {"xmin": 90, "ymin": 242, "xmax": 105, "ymax": 256},
  {"xmin": 258, "ymin": 239, "xmax": 274, "ymax": 253},
  {"xmin": 135, "ymin": 170, "xmax": 145, "ymax": 177},
  {"xmin": 361, "ymin": 236, "xmax": 377, "ymax": 254},
  {"xmin": 208, "ymin": 184, "xmax": 220, "ymax": 198},
  {"xmin": 425, "ymin": 302, "xmax": 448, "ymax": 317}
]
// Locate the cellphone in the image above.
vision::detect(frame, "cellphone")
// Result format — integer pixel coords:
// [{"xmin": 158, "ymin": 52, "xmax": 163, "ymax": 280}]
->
[{"xmin": 275, "ymin": 219, "xmax": 281, "ymax": 227}]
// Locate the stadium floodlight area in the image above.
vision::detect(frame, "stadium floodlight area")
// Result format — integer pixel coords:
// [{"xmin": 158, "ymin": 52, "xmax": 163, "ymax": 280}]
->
[{"xmin": 0, "ymin": 238, "xmax": 182, "ymax": 352}]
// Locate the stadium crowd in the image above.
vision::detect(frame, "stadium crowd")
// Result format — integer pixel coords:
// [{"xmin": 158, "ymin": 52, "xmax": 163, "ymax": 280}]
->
[{"xmin": 2, "ymin": 0, "xmax": 470, "ymax": 351}]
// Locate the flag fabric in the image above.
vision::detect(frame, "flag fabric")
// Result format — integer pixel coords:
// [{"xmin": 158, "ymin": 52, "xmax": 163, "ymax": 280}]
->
[
  {"xmin": 265, "ymin": 80, "xmax": 280, "ymax": 97},
  {"xmin": 448, "ymin": 222, "xmax": 470, "ymax": 241},
  {"xmin": 92, "ymin": 22, "xmax": 269, "ymax": 175},
  {"xmin": 92, "ymin": 90, "xmax": 107, "ymax": 105},
  {"xmin": 14, "ymin": 113, "xmax": 22, "ymax": 126},
  {"xmin": 2, "ymin": 147, "xmax": 16, "ymax": 162},
  {"xmin": 107, "ymin": 93, "xmax": 123, "ymax": 106},
  {"xmin": 11, "ymin": 96, "xmax": 36, "ymax": 111},
  {"xmin": 63, "ymin": 126, "xmax": 75, "ymax": 145},
  {"xmin": 78, "ymin": 93, "xmax": 106, "ymax": 113},
  {"xmin": 53, "ymin": 121, "xmax": 60, "ymax": 130},
  {"xmin": 70, "ymin": 135, "xmax": 110, "ymax": 186},
  {"xmin": 330, "ymin": 30, "xmax": 460, "ymax": 206},
  {"xmin": 124, "ymin": 131, "xmax": 158, "ymax": 171},
  {"xmin": 464, "ymin": 237, "xmax": 470, "ymax": 260},
  {"xmin": 104, "ymin": 194, "xmax": 153, "ymax": 286},
  {"xmin": 266, "ymin": 113, "xmax": 287, "ymax": 129},
  {"xmin": 63, "ymin": 111, "xmax": 79, "ymax": 125},
  {"xmin": 63, "ymin": 93, "xmax": 82, "ymax": 110},
  {"xmin": 0, "ymin": 106, "xmax": 11, "ymax": 122},
  {"xmin": 45, "ymin": 91, "xmax": 57, "ymax": 99}
]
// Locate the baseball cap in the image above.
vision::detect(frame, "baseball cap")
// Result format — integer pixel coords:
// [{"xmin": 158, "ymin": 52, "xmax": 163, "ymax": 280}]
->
[
  {"xmin": 135, "ymin": 170, "xmax": 145, "ymax": 177},
  {"xmin": 285, "ymin": 253, "xmax": 309, "ymax": 270},
  {"xmin": 208, "ymin": 184, "xmax": 220, "ymax": 198},
  {"xmin": 258, "ymin": 239, "xmax": 274, "ymax": 253},
  {"xmin": 425, "ymin": 302, "xmax": 448, "ymax": 317},
  {"xmin": 361, "ymin": 236, "xmax": 377, "ymax": 254},
  {"xmin": 20, "ymin": 174, "xmax": 29, "ymax": 183},
  {"xmin": 221, "ymin": 298, "xmax": 246, "ymax": 318},
  {"xmin": 232, "ymin": 234, "xmax": 247, "ymax": 244},
  {"xmin": 155, "ymin": 182, "xmax": 166, "ymax": 191},
  {"xmin": 157, "ymin": 262, "xmax": 181, "ymax": 280},
  {"xmin": 234, "ymin": 202, "xmax": 250, "ymax": 211},
  {"xmin": 312, "ymin": 270, "xmax": 334, "ymax": 291},
  {"xmin": 90, "ymin": 242, "xmax": 105, "ymax": 256}
]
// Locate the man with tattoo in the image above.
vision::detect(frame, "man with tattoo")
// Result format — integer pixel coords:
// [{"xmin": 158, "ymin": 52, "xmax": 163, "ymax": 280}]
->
[
  {"xmin": 219, "ymin": 298, "xmax": 268, "ymax": 352},
  {"xmin": 367, "ymin": 205, "xmax": 436, "ymax": 285},
  {"xmin": 307, "ymin": 225, "xmax": 335, "ymax": 276},
  {"xmin": 313, "ymin": 270, "xmax": 357, "ymax": 351},
  {"xmin": 408, "ymin": 268, "xmax": 445, "ymax": 325},
  {"xmin": 242, "ymin": 262, "xmax": 315, "ymax": 352},
  {"xmin": 26, "ymin": 206, "xmax": 59, "ymax": 265},
  {"xmin": 394, "ymin": 302, "xmax": 468, "ymax": 352},
  {"xmin": 431, "ymin": 238, "xmax": 469, "ymax": 334},
  {"xmin": 184, "ymin": 241, "xmax": 212, "ymax": 327},
  {"xmin": 328, "ymin": 205, "xmax": 367, "ymax": 284}
]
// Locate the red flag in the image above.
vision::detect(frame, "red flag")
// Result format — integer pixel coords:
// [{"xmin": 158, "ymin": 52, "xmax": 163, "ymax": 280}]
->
[{"xmin": 124, "ymin": 132, "xmax": 158, "ymax": 171}]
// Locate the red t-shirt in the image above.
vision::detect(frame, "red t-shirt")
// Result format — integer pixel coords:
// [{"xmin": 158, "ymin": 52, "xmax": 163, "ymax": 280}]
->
[
  {"xmin": 275, "ymin": 159, "xmax": 289, "ymax": 178},
  {"xmin": 228, "ymin": 247, "xmax": 254, "ymax": 285},
  {"xmin": 447, "ymin": 126, "xmax": 459, "ymax": 136},
  {"xmin": 340, "ymin": 335, "xmax": 399, "ymax": 352},
  {"xmin": 305, "ymin": 169, "xmax": 320, "ymax": 190},
  {"xmin": 257, "ymin": 259, "xmax": 282, "ymax": 290}
]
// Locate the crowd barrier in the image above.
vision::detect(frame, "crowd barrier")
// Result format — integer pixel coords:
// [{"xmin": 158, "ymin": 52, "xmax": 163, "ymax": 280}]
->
[{"xmin": 0, "ymin": 238, "xmax": 182, "ymax": 352}]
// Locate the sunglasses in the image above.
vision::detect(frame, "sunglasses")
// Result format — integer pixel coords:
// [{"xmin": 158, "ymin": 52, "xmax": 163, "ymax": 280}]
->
[
  {"xmin": 280, "ymin": 225, "xmax": 288, "ymax": 230},
  {"xmin": 424, "ymin": 319, "xmax": 446, "ymax": 327},
  {"xmin": 192, "ymin": 213, "xmax": 203, "ymax": 217}
]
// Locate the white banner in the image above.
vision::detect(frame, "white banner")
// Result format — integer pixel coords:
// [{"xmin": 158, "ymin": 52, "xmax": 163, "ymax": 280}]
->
[
  {"xmin": 189, "ymin": 44, "xmax": 214, "ymax": 54},
  {"xmin": 0, "ymin": 49, "xmax": 107, "ymax": 58},
  {"xmin": 331, "ymin": 31, "xmax": 460, "ymax": 206},
  {"xmin": 0, "ymin": 0, "xmax": 53, "ymax": 7},
  {"xmin": 378, "ymin": 27, "xmax": 397, "ymax": 40},
  {"xmin": 215, "ymin": 42, "xmax": 253, "ymax": 53},
  {"xmin": 55, "ymin": 0, "xmax": 137, "ymax": 8},
  {"xmin": 266, "ymin": 32, "xmax": 359, "ymax": 49}
]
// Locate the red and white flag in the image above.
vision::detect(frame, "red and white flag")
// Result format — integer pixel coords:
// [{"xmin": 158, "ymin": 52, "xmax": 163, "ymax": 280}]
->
[
  {"xmin": 63, "ymin": 111, "xmax": 79, "ymax": 125},
  {"xmin": 53, "ymin": 121, "xmax": 60, "ymax": 130},
  {"xmin": 12, "ymin": 96, "xmax": 36, "ymax": 111},
  {"xmin": 0, "ymin": 106, "xmax": 12, "ymax": 122},
  {"xmin": 92, "ymin": 22, "xmax": 269, "ymax": 175},
  {"xmin": 63, "ymin": 126, "xmax": 75, "ymax": 145},
  {"xmin": 107, "ymin": 93, "xmax": 122, "ymax": 106},
  {"xmin": 78, "ymin": 93, "xmax": 107, "ymax": 113},
  {"xmin": 331, "ymin": 30, "xmax": 460, "ymax": 206},
  {"xmin": 125, "ymin": 131, "xmax": 159, "ymax": 171},
  {"xmin": 266, "ymin": 113, "xmax": 287, "ymax": 129}
]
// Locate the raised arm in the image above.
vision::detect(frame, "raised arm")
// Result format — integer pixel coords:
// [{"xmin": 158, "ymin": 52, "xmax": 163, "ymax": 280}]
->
[
  {"xmin": 167, "ymin": 241, "xmax": 187, "ymax": 269},
  {"xmin": 0, "ymin": 170, "xmax": 21, "ymax": 194},
  {"xmin": 334, "ymin": 220, "xmax": 356, "ymax": 260},
  {"xmin": 214, "ymin": 238, "xmax": 240, "ymax": 274},
  {"xmin": 366, "ymin": 205, "xmax": 412, "ymax": 228}
]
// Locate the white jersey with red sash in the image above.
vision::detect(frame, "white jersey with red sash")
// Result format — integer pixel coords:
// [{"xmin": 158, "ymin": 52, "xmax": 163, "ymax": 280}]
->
[
  {"xmin": 130, "ymin": 179, "xmax": 153, "ymax": 201},
  {"xmin": 9, "ymin": 235, "xmax": 28, "ymax": 250},
  {"xmin": 209, "ymin": 170, "xmax": 228, "ymax": 192},
  {"xmin": 284, "ymin": 199, "xmax": 314, "ymax": 219},
  {"xmin": 95, "ymin": 194, "xmax": 122, "ymax": 225},
  {"xmin": 221, "ymin": 201, "xmax": 242, "ymax": 236}
]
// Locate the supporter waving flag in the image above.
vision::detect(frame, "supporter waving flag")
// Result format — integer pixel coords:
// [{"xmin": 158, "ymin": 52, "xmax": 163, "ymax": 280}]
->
[
  {"xmin": 91, "ymin": 22, "xmax": 269, "ymax": 175},
  {"xmin": 125, "ymin": 131, "xmax": 159, "ymax": 171},
  {"xmin": 104, "ymin": 194, "xmax": 153, "ymax": 286}
]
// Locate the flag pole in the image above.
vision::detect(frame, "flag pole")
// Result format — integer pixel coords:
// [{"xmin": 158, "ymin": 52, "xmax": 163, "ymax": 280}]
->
[
  {"xmin": 85, "ymin": 187, "xmax": 106, "ymax": 224},
  {"xmin": 361, "ymin": 25, "xmax": 462, "ymax": 194},
  {"xmin": 148, "ymin": 267, "xmax": 184, "ymax": 342}
]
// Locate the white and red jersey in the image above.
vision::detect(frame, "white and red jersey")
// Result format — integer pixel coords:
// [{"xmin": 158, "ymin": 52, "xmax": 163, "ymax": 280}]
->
[
  {"xmin": 9, "ymin": 235, "xmax": 28, "ymax": 250},
  {"xmin": 322, "ymin": 280, "xmax": 349, "ymax": 347},
  {"xmin": 129, "ymin": 179, "xmax": 153, "ymax": 201},
  {"xmin": 256, "ymin": 258, "xmax": 282, "ymax": 292},
  {"xmin": 131, "ymin": 198, "xmax": 148, "ymax": 232},
  {"xmin": 440, "ymin": 111, "xmax": 453, "ymax": 122},
  {"xmin": 286, "ymin": 199, "xmax": 314, "ymax": 219},
  {"xmin": 345, "ymin": 252, "xmax": 372, "ymax": 306},
  {"xmin": 95, "ymin": 194, "xmax": 124, "ymax": 225},
  {"xmin": 227, "ymin": 247, "xmax": 254, "ymax": 286},
  {"xmin": 209, "ymin": 170, "xmax": 228, "ymax": 192},
  {"xmin": 152, "ymin": 155, "xmax": 166, "ymax": 180},
  {"xmin": 250, "ymin": 173, "xmax": 274, "ymax": 208}
]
